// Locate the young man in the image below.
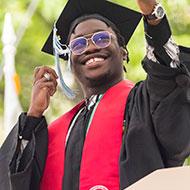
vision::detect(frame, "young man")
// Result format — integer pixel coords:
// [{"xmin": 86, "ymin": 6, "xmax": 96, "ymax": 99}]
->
[{"xmin": 0, "ymin": 0, "xmax": 190, "ymax": 190}]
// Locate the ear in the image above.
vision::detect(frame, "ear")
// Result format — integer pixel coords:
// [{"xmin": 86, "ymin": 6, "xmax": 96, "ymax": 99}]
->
[{"xmin": 120, "ymin": 47, "xmax": 128, "ymax": 61}]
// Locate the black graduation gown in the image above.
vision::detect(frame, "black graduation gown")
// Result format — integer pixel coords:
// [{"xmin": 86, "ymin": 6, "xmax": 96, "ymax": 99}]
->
[{"xmin": 0, "ymin": 115, "xmax": 48, "ymax": 190}]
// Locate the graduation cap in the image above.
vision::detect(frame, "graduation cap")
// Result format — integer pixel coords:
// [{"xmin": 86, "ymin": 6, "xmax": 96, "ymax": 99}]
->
[
  {"xmin": 42, "ymin": 0, "xmax": 142, "ymax": 56},
  {"xmin": 41, "ymin": 0, "xmax": 142, "ymax": 99}
]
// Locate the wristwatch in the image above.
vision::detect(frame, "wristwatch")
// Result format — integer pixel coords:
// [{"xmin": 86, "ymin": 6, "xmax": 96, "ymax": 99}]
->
[{"xmin": 144, "ymin": 3, "xmax": 165, "ymax": 20}]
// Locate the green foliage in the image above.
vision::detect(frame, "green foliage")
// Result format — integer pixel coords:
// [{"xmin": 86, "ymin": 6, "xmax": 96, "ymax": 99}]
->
[
  {"xmin": 0, "ymin": 0, "xmax": 68, "ymax": 115},
  {"xmin": 185, "ymin": 157, "xmax": 190, "ymax": 166}
]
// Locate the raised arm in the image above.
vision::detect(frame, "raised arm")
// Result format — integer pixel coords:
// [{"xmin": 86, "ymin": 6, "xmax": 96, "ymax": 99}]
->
[
  {"xmin": 136, "ymin": 0, "xmax": 190, "ymax": 165},
  {"xmin": 137, "ymin": 0, "xmax": 180, "ymax": 68}
]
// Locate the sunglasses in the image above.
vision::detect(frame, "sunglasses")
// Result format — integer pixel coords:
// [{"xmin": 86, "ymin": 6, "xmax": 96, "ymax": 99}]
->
[{"xmin": 69, "ymin": 31, "xmax": 115, "ymax": 55}]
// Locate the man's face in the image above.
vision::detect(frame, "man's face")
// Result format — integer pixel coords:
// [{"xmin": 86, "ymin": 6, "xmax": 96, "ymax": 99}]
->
[{"xmin": 69, "ymin": 19, "xmax": 124, "ymax": 88}]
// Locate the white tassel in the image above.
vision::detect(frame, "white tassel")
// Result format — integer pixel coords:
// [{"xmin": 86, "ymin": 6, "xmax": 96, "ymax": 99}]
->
[{"xmin": 53, "ymin": 23, "xmax": 76, "ymax": 99}]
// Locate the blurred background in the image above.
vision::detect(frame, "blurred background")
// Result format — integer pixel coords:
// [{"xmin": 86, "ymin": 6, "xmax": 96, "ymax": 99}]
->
[{"xmin": 0, "ymin": 0, "xmax": 190, "ymax": 163}]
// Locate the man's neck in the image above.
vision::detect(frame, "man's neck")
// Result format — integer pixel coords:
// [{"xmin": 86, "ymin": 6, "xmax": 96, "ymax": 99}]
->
[{"xmin": 83, "ymin": 78, "xmax": 123, "ymax": 98}]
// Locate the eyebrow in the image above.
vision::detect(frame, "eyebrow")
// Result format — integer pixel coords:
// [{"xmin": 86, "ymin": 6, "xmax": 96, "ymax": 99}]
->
[{"xmin": 72, "ymin": 29, "xmax": 108, "ymax": 39}]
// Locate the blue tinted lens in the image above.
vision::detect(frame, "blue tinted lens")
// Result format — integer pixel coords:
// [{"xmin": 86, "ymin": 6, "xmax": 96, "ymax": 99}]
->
[
  {"xmin": 70, "ymin": 37, "xmax": 87, "ymax": 55},
  {"xmin": 93, "ymin": 32, "xmax": 111, "ymax": 48}
]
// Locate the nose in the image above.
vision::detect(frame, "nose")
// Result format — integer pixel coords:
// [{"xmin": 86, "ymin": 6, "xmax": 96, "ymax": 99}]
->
[{"xmin": 85, "ymin": 38, "xmax": 99, "ymax": 53}]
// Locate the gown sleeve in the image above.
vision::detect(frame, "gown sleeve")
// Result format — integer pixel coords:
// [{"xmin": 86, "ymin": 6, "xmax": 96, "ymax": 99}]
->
[
  {"xmin": 0, "ymin": 113, "xmax": 48, "ymax": 190},
  {"xmin": 142, "ymin": 16, "xmax": 190, "ymax": 166},
  {"xmin": 119, "ymin": 16, "xmax": 190, "ymax": 190}
]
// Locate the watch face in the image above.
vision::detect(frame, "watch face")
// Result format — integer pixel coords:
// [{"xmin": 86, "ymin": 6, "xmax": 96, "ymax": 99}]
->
[
  {"xmin": 155, "ymin": 6, "xmax": 165, "ymax": 19},
  {"xmin": 145, "ymin": 4, "xmax": 165, "ymax": 20}
]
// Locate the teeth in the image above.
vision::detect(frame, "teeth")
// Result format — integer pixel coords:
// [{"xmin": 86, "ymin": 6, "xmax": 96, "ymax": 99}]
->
[
  {"xmin": 86, "ymin": 58, "xmax": 94, "ymax": 65},
  {"xmin": 94, "ymin": 57, "xmax": 104, "ymax": 62},
  {"xmin": 85, "ymin": 57, "xmax": 104, "ymax": 65}
]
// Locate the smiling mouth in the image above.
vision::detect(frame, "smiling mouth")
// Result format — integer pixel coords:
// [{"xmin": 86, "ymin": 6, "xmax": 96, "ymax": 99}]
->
[{"xmin": 85, "ymin": 57, "xmax": 105, "ymax": 65}]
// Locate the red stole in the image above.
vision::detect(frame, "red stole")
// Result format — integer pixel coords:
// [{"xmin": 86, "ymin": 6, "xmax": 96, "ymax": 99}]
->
[{"xmin": 40, "ymin": 80, "xmax": 133, "ymax": 190}]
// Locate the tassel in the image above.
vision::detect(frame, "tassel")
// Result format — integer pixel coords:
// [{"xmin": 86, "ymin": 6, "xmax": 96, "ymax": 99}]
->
[{"xmin": 53, "ymin": 23, "xmax": 76, "ymax": 99}]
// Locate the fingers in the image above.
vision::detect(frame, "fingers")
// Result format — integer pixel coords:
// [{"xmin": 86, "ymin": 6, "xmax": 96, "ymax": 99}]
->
[
  {"xmin": 34, "ymin": 66, "xmax": 58, "ymax": 84},
  {"xmin": 41, "ymin": 83, "xmax": 57, "ymax": 97},
  {"xmin": 35, "ymin": 77, "xmax": 57, "ymax": 96},
  {"xmin": 34, "ymin": 66, "xmax": 58, "ymax": 78},
  {"xmin": 33, "ymin": 66, "xmax": 58, "ymax": 97},
  {"xmin": 33, "ymin": 66, "xmax": 58, "ymax": 90}
]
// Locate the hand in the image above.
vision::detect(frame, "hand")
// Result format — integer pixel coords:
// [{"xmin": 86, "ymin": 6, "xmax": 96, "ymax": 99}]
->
[
  {"xmin": 136, "ymin": 0, "xmax": 156, "ymax": 14},
  {"xmin": 136, "ymin": 0, "xmax": 161, "ymax": 25},
  {"xmin": 27, "ymin": 66, "xmax": 58, "ymax": 117}
]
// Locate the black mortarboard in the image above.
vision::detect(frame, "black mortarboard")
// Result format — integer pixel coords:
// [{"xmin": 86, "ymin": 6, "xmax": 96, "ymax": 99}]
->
[{"xmin": 42, "ymin": 0, "xmax": 142, "ymax": 57}]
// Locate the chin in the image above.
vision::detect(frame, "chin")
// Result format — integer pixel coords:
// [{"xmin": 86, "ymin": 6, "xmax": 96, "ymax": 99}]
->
[{"xmin": 85, "ymin": 72, "xmax": 112, "ymax": 88}]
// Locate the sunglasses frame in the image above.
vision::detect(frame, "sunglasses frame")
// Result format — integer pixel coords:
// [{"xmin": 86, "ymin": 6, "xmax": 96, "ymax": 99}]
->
[{"xmin": 69, "ymin": 31, "xmax": 115, "ymax": 55}]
